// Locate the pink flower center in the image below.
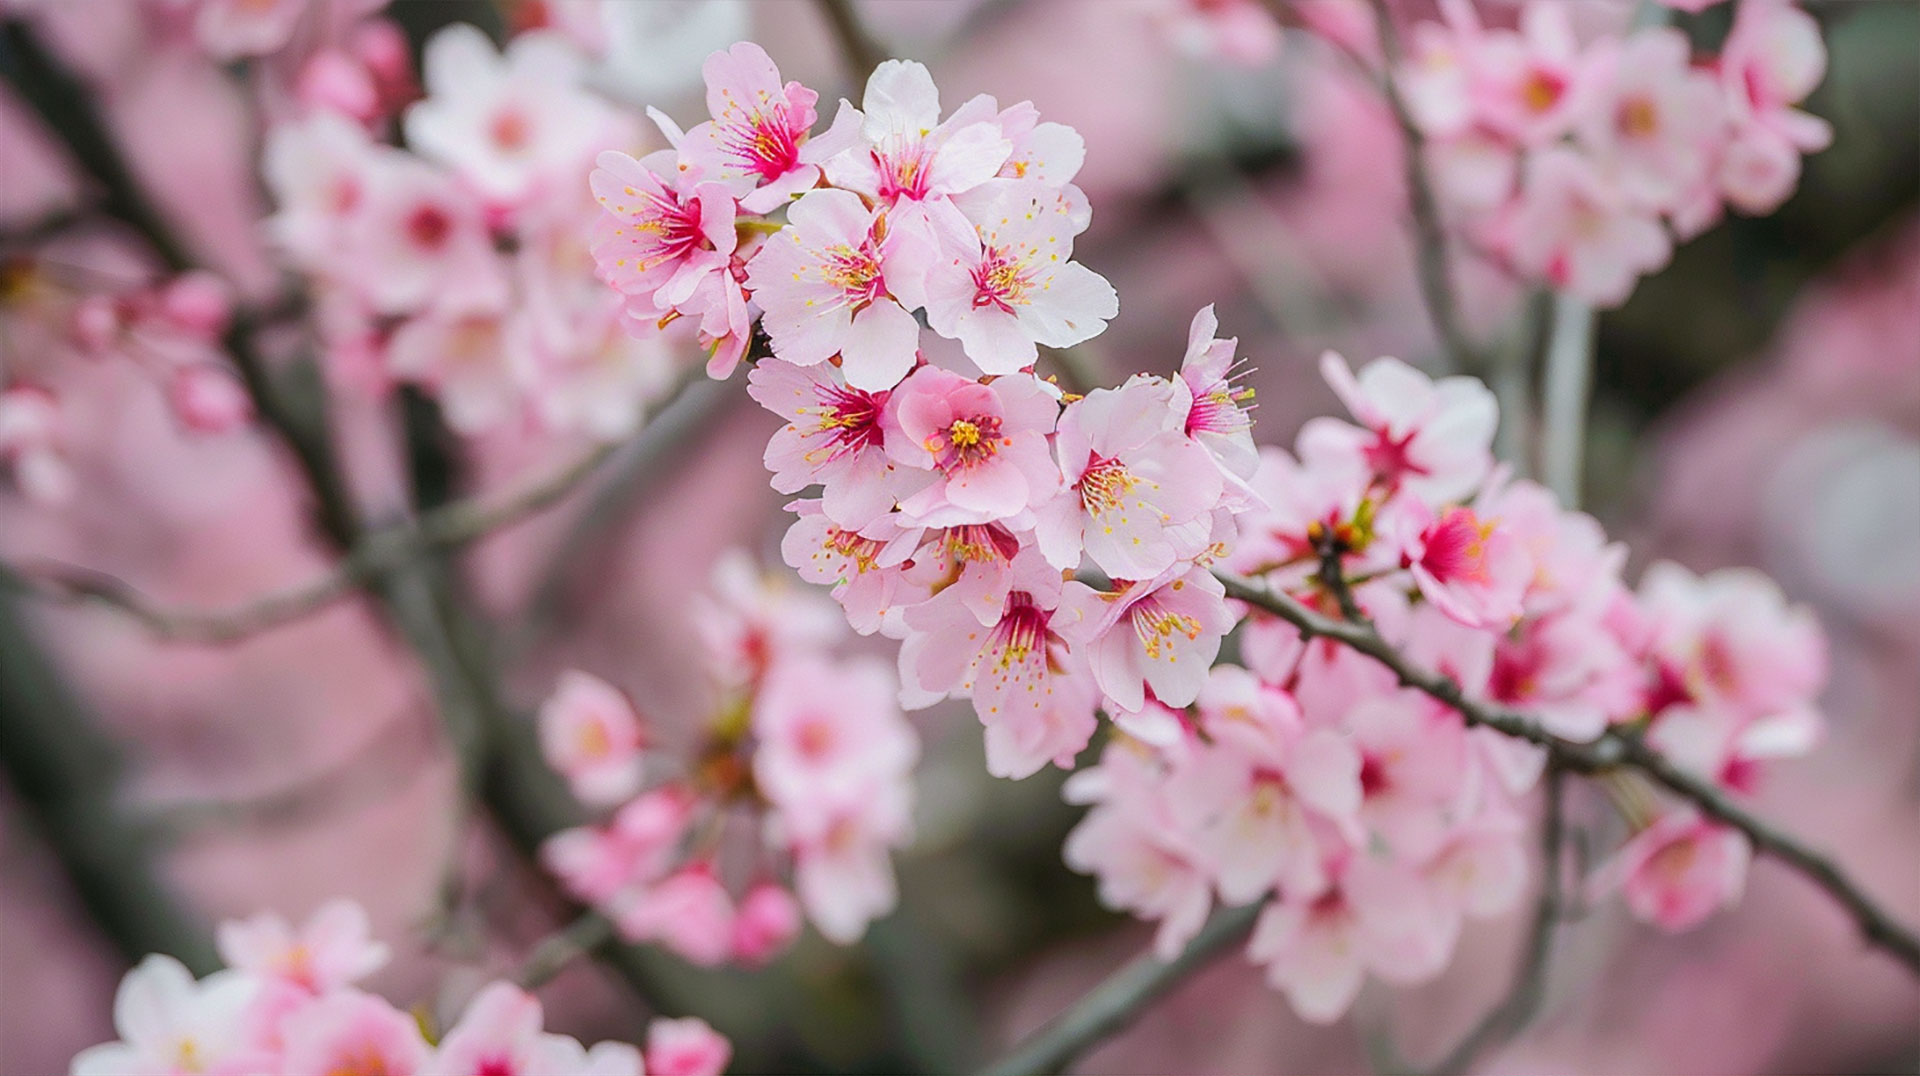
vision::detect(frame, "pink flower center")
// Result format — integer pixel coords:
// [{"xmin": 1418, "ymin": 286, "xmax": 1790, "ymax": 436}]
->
[
  {"xmin": 793, "ymin": 715, "xmax": 837, "ymax": 761},
  {"xmin": 629, "ymin": 191, "xmax": 710, "ymax": 270},
  {"xmin": 873, "ymin": 139, "xmax": 934, "ymax": 202},
  {"xmin": 726, "ymin": 111, "xmax": 805, "ymax": 180},
  {"xmin": 405, "ymin": 204, "xmax": 452, "ymax": 251},
  {"xmin": 1077, "ymin": 454, "xmax": 1136, "ymax": 517},
  {"xmin": 490, "ymin": 107, "xmax": 532, "ymax": 152},
  {"xmin": 1358, "ymin": 754, "xmax": 1390, "ymax": 797},
  {"xmin": 820, "ymin": 241, "xmax": 885, "ymax": 304},
  {"xmin": 1521, "ymin": 68, "xmax": 1568, "ymax": 115},
  {"xmin": 946, "ymin": 523, "xmax": 1021, "ymax": 564},
  {"xmin": 1417, "ymin": 507, "xmax": 1493, "ymax": 584},
  {"xmin": 1129, "ymin": 595, "xmax": 1202, "ymax": 659},
  {"xmin": 805, "ymin": 382, "xmax": 886, "ymax": 461},
  {"xmin": 1616, "ymin": 95, "xmax": 1660, "ymax": 139},
  {"xmin": 1362, "ymin": 427, "xmax": 1430, "ymax": 487},
  {"xmin": 826, "ymin": 526, "xmax": 885, "ymax": 572},
  {"xmin": 971, "ymin": 246, "xmax": 1037, "ymax": 312},
  {"xmin": 990, "ymin": 593, "xmax": 1050, "ymax": 666}
]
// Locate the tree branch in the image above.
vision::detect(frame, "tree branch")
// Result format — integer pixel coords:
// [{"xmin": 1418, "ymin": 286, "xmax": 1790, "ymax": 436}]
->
[
  {"xmin": 1366, "ymin": 0, "xmax": 1479, "ymax": 374},
  {"xmin": 813, "ymin": 0, "xmax": 889, "ymax": 84},
  {"xmin": 1215, "ymin": 569, "xmax": 1920, "ymax": 974},
  {"xmin": 1408, "ymin": 766, "xmax": 1568, "ymax": 1075},
  {"xmin": 1, "ymin": 366, "xmax": 706, "ymax": 645},
  {"xmin": 1538, "ymin": 294, "xmax": 1595, "ymax": 506},
  {"xmin": 513, "ymin": 912, "xmax": 616, "ymax": 990},
  {"xmin": 976, "ymin": 902, "xmax": 1263, "ymax": 1076}
]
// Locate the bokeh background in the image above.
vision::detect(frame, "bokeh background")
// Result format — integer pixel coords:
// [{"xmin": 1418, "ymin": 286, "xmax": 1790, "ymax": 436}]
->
[{"xmin": 2, "ymin": 1, "xmax": 1916, "ymax": 1073}]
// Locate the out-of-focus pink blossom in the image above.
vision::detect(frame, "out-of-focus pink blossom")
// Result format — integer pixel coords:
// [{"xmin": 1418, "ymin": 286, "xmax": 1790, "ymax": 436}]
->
[
  {"xmin": 537, "ymin": 670, "xmax": 647, "ymax": 808},
  {"xmin": 69, "ymin": 955, "xmax": 267, "ymax": 1076},
  {"xmin": 215, "ymin": 900, "xmax": 389, "ymax": 996},
  {"xmin": 1595, "ymin": 810, "xmax": 1752, "ymax": 932},
  {"xmin": 645, "ymin": 1017, "xmax": 732, "ymax": 1076}
]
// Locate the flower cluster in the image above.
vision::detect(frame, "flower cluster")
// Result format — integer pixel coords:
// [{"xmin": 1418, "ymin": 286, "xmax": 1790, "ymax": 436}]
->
[
  {"xmin": 590, "ymin": 43, "xmax": 1115, "ymax": 383},
  {"xmin": 1064, "ymin": 352, "xmax": 1827, "ymax": 1021},
  {"xmin": 538, "ymin": 553, "xmax": 918, "ymax": 964},
  {"xmin": 1400, "ymin": 0, "xmax": 1831, "ymax": 305},
  {"xmin": 70, "ymin": 899, "xmax": 729, "ymax": 1076},
  {"xmin": 263, "ymin": 21, "xmax": 686, "ymax": 439}
]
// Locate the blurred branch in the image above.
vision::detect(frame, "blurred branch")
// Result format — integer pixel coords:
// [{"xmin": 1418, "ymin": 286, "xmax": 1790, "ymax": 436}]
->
[
  {"xmin": 1539, "ymin": 294, "xmax": 1595, "ymax": 506},
  {"xmin": 976, "ymin": 902, "xmax": 1263, "ymax": 1076},
  {"xmin": 1366, "ymin": 0, "xmax": 1480, "ymax": 376},
  {"xmin": 1215, "ymin": 569, "xmax": 1920, "ymax": 975},
  {"xmin": 513, "ymin": 911, "xmax": 615, "ymax": 990},
  {"xmin": 1398, "ymin": 767, "xmax": 1568, "ymax": 1076},
  {"xmin": 138, "ymin": 703, "xmax": 439, "ymax": 840},
  {"xmin": 814, "ymin": 0, "xmax": 889, "ymax": 83},
  {"xmin": 0, "ymin": 595, "xmax": 221, "ymax": 975},
  {"xmin": 2, "ymin": 365, "xmax": 708, "ymax": 645}
]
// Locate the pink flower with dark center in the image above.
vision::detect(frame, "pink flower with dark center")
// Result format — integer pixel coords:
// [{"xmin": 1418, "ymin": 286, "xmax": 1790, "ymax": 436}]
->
[
  {"xmin": 590, "ymin": 149, "xmax": 738, "ymax": 324},
  {"xmin": 1594, "ymin": 810, "xmax": 1751, "ymax": 931},
  {"xmin": 1317, "ymin": 352, "xmax": 1497, "ymax": 506},
  {"xmin": 1062, "ymin": 566, "xmax": 1236, "ymax": 714},
  {"xmin": 681, "ymin": 42, "xmax": 854, "ymax": 214},
  {"xmin": 749, "ymin": 358, "xmax": 929, "ymax": 529}
]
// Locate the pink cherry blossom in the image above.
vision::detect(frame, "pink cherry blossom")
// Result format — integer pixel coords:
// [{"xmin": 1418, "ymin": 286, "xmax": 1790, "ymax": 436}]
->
[
  {"xmin": 405, "ymin": 26, "xmax": 625, "ymax": 210},
  {"xmin": 693, "ymin": 550, "xmax": 847, "ymax": 690},
  {"xmin": 1470, "ymin": 4, "xmax": 1597, "ymax": 147},
  {"xmin": 1646, "ymin": 701, "xmax": 1823, "ymax": 795},
  {"xmin": 730, "ymin": 882, "xmax": 804, "ymax": 966},
  {"xmin": 1577, "ymin": 28, "xmax": 1726, "ymax": 210},
  {"xmin": 680, "ymin": 42, "xmax": 853, "ymax": 214},
  {"xmin": 383, "ymin": 308, "xmax": 526, "ymax": 434},
  {"xmin": 779, "ymin": 502, "xmax": 921, "ymax": 636},
  {"xmin": 748, "ymin": 357, "xmax": 927, "ymax": 529},
  {"xmin": 610, "ymin": 863, "xmax": 737, "ymax": 966},
  {"xmin": 215, "ymin": 899, "xmax": 390, "ymax": 995},
  {"xmin": 1064, "ymin": 566, "xmax": 1236, "ymax": 714},
  {"xmin": 590, "ymin": 150, "xmax": 738, "ymax": 323},
  {"xmin": 278, "ymin": 990, "xmax": 431, "ymax": 1076},
  {"xmin": 192, "ymin": 0, "xmax": 307, "ymax": 61},
  {"xmin": 0, "ymin": 385, "xmax": 73, "ymax": 503},
  {"xmin": 1635, "ymin": 561, "xmax": 1827, "ymax": 721},
  {"xmin": 537, "ymin": 670, "xmax": 647, "ymax": 807},
  {"xmin": 167, "ymin": 365, "xmax": 253, "ymax": 435},
  {"xmin": 428, "ymin": 983, "xmax": 592, "ymax": 1076},
  {"xmin": 1174, "ymin": 305, "xmax": 1259, "ymax": 483},
  {"xmin": 1340, "ymin": 691, "xmax": 1471, "ymax": 861},
  {"xmin": 899, "ymin": 549, "xmax": 1098, "ymax": 779},
  {"xmin": 784, "ymin": 788, "xmax": 912, "ymax": 943},
  {"xmin": 1595, "ymin": 810, "xmax": 1751, "ymax": 932},
  {"xmin": 1164, "ymin": 699, "xmax": 1362, "ymax": 905},
  {"xmin": 1034, "ymin": 374, "xmax": 1224, "ymax": 579},
  {"xmin": 1396, "ymin": 502, "xmax": 1531, "ymax": 629},
  {"xmin": 541, "ymin": 787, "xmax": 694, "ymax": 904},
  {"xmin": 884, "ymin": 366, "xmax": 1061, "ymax": 527},
  {"xmin": 1485, "ymin": 609, "xmax": 1640, "ymax": 742},
  {"xmin": 1317, "ymin": 352, "xmax": 1496, "ymax": 506},
  {"xmin": 1506, "ymin": 146, "xmax": 1672, "ymax": 307},
  {"xmin": 1063, "ymin": 746, "xmax": 1217, "ymax": 959},
  {"xmin": 645, "ymin": 1017, "xmax": 732, "ymax": 1076},
  {"xmin": 822, "ymin": 59, "xmax": 1012, "ymax": 216},
  {"xmin": 69, "ymin": 955, "xmax": 266, "ymax": 1076},
  {"xmin": 922, "ymin": 181, "xmax": 1117, "ymax": 372},
  {"xmin": 1246, "ymin": 855, "xmax": 1451, "ymax": 1024},
  {"xmin": 353, "ymin": 153, "xmax": 507, "ymax": 316},
  {"xmin": 751, "ymin": 655, "xmax": 917, "ymax": 814},
  {"xmin": 263, "ymin": 112, "xmax": 381, "ymax": 267},
  {"xmin": 743, "ymin": 188, "xmax": 921, "ymax": 391}
]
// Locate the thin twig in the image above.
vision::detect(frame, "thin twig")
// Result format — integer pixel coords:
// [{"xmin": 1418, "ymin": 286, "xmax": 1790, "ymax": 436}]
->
[
  {"xmin": 814, "ymin": 0, "xmax": 889, "ymax": 83},
  {"xmin": 1410, "ymin": 767, "xmax": 1568, "ymax": 1075},
  {"xmin": 1539, "ymin": 294, "xmax": 1595, "ymax": 506},
  {"xmin": 514, "ymin": 912, "xmax": 616, "ymax": 990},
  {"xmin": 1366, "ymin": 0, "xmax": 1479, "ymax": 375},
  {"xmin": 976, "ymin": 903, "xmax": 1263, "ymax": 1076},
  {"xmin": 1215, "ymin": 569, "xmax": 1920, "ymax": 974}
]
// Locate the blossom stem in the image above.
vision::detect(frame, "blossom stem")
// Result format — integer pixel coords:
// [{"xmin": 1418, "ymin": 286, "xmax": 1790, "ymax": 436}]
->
[
  {"xmin": 1539, "ymin": 294, "xmax": 1596, "ymax": 506},
  {"xmin": 1215, "ymin": 569, "xmax": 1920, "ymax": 975},
  {"xmin": 975, "ymin": 902, "xmax": 1263, "ymax": 1076},
  {"xmin": 513, "ymin": 912, "xmax": 616, "ymax": 990},
  {"xmin": 1367, "ymin": 0, "xmax": 1480, "ymax": 375}
]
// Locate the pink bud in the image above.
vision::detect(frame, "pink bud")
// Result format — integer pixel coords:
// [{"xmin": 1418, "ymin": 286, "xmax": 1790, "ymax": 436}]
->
[
  {"xmin": 348, "ymin": 19, "xmax": 418, "ymax": 116},
  {"xmin": 158, "ymin": 271, "xmax": 232, "ymax": 339},
  {"xmin": 645, "ymin": 1017, "xmax": 732, "ymax": 1076},
  {"xmin": 729, "ymin": 883, "xmax": 802, "ymax": 966},
  {"xmin": 169, "ymin": 365, "xmax": 253, "ymax": 434},
  {"xmin": 611, "ymin": 864, "xmax": 736, "ymax": 967},
  {"xmin": 296, "ymin": 50, "xmax": 380, "ymax": 124},
  {"xmin": 70, "ymin": 295, "xmax": 124, "ymax": 353}
]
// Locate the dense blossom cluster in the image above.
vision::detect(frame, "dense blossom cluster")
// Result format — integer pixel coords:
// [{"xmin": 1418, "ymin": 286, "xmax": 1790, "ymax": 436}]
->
[
  {"xmin": 71, "ymin": 900, "xmax": 729, "ymax": 1076},
  {"xmin": 586, "ymin": 39, "xmax": 1829, "ymax": 1024},
  {"xmin": 538, "ymin": 554, "xmax": 918, "ymax": 963},
  {"xmin": 260, "ymin": 20, "xmax": 690, "ymax": 439},
  {"xmin": 1397, "ymin": 0, "xmax": 1831, "ymax": 305}
]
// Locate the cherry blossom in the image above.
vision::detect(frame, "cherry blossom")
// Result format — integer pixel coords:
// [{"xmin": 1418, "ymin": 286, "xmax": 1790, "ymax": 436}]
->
[
  {"xmin": 537, "ymin": 670, "xmax": 647, "ymax": 807},
  {"xmin": 215, "ymin": 899, "xmax": 389, "ymax": 996},
  {"xmin": 743, "ymin": 188, "xmax": 921, "ymax": 391},
  {"xmin": 679, "ymin": 42, "xmax": 854, "ymax": 214},
  {"xmin": 278, "ymin": 990, "xmax": 431, "ymax": 1076},
  {"xmin": 922, "ymin": 181, "xmax": 1118, "ymax": 372},
  {"xmin": 1594, "ymin": 810, "xmax": 1751, "ymax": 931},
  {"xmin": 1316, "ymin": 352, "xmax": 1497, "ymax": 506},
  {"xmin": 884, "ymin": 365, "xmax": 1062, "ymax": 527},
  {"xmin": 748, "ymin": 358, "xmax": 926, "ymax": 529},
  {"xmin": 1064, "ymin": 566, "xmax": 1236, "ymax": 714},
  {"xmin": 1034, "ymin": 374, "xmax": 1224, "ymax": 580},
  {"xmin": 0, "ymin": 385, "xmax": 73, "ymax": 503},
  {"xmin": 69, "ymin": 956, "xmax": 267, "ymax": 1076}
]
